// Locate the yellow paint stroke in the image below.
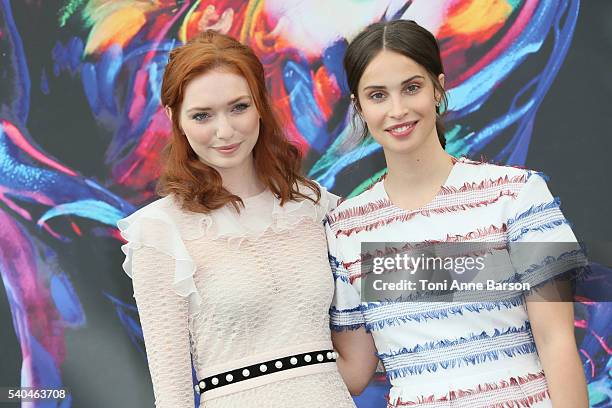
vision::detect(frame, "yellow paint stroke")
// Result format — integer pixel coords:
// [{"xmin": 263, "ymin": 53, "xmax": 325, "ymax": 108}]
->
[
  {"xmin": 179, "ymin": 0, "xmax": 202, "ymax": 44},
  {"xmin": 443, "ymin": 0, "xmax": 513, "ymax": 40},
  {"xmin": 240, "ymin": 0, "xmax": 264, "ymax": 44},
  {"xmin": 83, "ymin": 3, "xmax": 149, "ymax": 55}
]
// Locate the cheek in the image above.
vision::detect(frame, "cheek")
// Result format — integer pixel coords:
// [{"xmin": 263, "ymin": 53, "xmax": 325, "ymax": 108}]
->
[
  {"xmin": 182, "ymin": 122, "xmax": 216, "ymax": 146},
  {"xmin": 360, "ymin": 103, "xmax": 387, "ymax": 127},
  {"xmin": 232, "ymin": 111, "xmax": 260, "ymax": 137},
  {"xmin": 414, "ymin": 96, "xmax": 437, "ymax": 119}
]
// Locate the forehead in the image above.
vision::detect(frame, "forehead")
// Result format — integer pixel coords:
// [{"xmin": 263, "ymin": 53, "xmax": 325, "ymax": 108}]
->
[
  {"xmin": 182, "ymin": 68, "xmax": 252, "ymax": 107},
  {"xmin": 359, "ymin": 50, "xmax": 427, "ymax": 89}
]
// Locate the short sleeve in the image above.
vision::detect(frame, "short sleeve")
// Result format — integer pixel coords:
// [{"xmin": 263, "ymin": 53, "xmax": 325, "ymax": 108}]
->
[
  {"xmin": 117, "ymin": 203, "xmax": 201, "ymax": 316},
  {"xmin": 505, "ymin": 173, "xmax": 587, "ymax": 289},
  {"xmin": 325, "ymin": 217, "xmax": 366, "ymax": 331}
]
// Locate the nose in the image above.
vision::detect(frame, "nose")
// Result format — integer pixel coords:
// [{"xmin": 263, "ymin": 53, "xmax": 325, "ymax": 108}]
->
[
  {"xmin": 214, "ymin": 114, "xmax": 233, "ymax": 140},
  {"xmin": 388, "ymin": 95, "xmax": 409, "ymax": 120}
]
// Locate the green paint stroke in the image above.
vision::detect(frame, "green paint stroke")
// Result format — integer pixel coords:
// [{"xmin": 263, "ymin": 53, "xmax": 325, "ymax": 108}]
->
[
  {"xmin": 348, "ymin": 168, "xmax": 387, "ymax": 198},
  {"xmin": 58, "ymin": 0, "xmax": 86, "ymax": 27}
]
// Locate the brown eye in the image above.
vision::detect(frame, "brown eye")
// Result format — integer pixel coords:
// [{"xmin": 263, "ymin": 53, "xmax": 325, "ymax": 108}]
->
[
  {"xmin": 369, "ymin": 92, "xmax": 386, "ymax": 101},
  {"xmin": 404, "ymin": 84, "xmax": 421, "ymax": 94}
]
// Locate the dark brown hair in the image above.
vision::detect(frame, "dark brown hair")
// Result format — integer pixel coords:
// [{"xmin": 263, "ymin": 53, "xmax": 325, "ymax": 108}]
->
[
  {"xmin": 158, "ymin": 30, "xmax": 320, "ymax": 212},
  {"xmin": 344, "ymin": 20, "xmax": 448, "ymax": 148}
]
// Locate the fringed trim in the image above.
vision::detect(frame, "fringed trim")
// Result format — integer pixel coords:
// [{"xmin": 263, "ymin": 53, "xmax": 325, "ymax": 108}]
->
[
  {"xmin": 526, "ymin": 169, "xmax": 550, "ymax": 182},
  {"xmin": 437, "ymin": 174, "xmax": 526, "ymax": 196},
  {"xmin": 506, "ymin": 198, "xmax": 561, "ymax": 227},
  {"xmin": 509, "ymin": 218, "xmax": 569, "ymax": 242},
  {"xmin": 364, "ymin": 296, "xmax": 525, "ymax": 330},
  {"xmin": 389, "ymin": 371, "xmax": 549, "ymax": 407},
  {"xmin": 328, "ymin": 254, "xmax": 350, "ymax": 283},
  {"xmin": 384, "ymin": 342, "xmax": 537, "ymax": 378},
  {"xmin": 327, "ymin": 198, "xmax": 392, "ymax": 226},
  {"xmin": 337, "ymin": 212, "xmax": 509, "ymax": 239},
  {"xmin": 378, "ymin": 321, "xmax": 531, "ymax": 359},
  {"xmin": 522, "ymin": 248, "xmax": 586, "ymax": 275},
  {"xmin": 330, "ymin": 322, "xmax": 367, "ymax": 332},
  {"xmin": 341, "ymin": 241, "xmax": 508, "ymax": 281},
  {"xmin": 334, "ymin": 211, "xmax": 415, "ymax": 237},
  {"xmin": 330, "ymin": 305, "xmax": 363, "ymax": 314},
  {"xmin": 516, "ymin": 249, "xmax": 589, "ymax": 294},
  {"xmin": 436, "ymin": 224, "xmax": 507, "ymax": 243},
  {"xmin": 342, "ymin": 225, "xmax": 508, "ymax": 284},
  {"xmin": 330, "ymin": 306, "xmax": 366, "ymax": 331},
  {"xmin": 331, "ymin": 191, "xmax": 518, "ymax": 238},
  {"xmin": 332, "ymin": 271, "xmax": 349, "ymax": 283}
]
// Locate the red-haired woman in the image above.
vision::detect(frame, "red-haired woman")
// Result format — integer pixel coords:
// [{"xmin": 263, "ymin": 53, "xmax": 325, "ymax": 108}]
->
[{"xmin": 117, "ymin": 31, "xmax": 355, "ymax": 407}]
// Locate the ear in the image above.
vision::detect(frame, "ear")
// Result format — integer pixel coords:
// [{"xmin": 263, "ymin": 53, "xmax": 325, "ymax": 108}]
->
[
  {"xmin": 164, "ymin": 106, "xmax": 173, "ymax": 121},
  {"xmin": 434, "ymin": 74, "xmax": 445, "ymax": 104},
  {"xmin": 350, "ymin": 94, "xmax": 362, "ymax": 113},
  {"xmin": 438, "ymin": 73, "xmax": 445, "ymax": 89}
]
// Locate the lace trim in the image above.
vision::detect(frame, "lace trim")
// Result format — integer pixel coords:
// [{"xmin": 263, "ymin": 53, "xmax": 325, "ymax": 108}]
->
[{"xmin": 197, "ymin": 188, "xmax": 336, "ymax": 247}]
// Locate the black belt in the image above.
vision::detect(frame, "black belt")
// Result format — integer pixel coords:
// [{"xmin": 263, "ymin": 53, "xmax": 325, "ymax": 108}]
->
[{"xmin": 195, "ymin": 349, "xmax": 337, "ymax": 393}]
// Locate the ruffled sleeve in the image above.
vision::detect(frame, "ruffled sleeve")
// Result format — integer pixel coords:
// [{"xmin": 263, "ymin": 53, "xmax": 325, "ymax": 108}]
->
[
  {"xmin": 117, "ymin": 197, "xmax": 198, "ymax": 407},
  {"xmin": 117, "ymin": 197, "xmax": 202, "ymax": 316}
]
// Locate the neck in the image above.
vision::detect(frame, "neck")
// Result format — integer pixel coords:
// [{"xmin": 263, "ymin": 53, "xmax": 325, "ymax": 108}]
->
[
  {"xmin": 213, "ymin": 156, "xmax": 265, "ymax": 199},
  {"xmin": 384, "ymin": 132, "xmax": 453, "ymax": 191}
]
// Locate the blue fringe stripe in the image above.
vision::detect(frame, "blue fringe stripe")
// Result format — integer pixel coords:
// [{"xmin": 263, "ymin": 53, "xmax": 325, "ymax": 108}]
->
[
  {"xmin": 328, "ymin": 254, "xmax": 350, "ymax": 283},
  {"xmin": 363, "ymin": 296, "xmax": 525, "ymax": 331},
  {"xmin": 526, "ymin": 170, "xmax": 550, "ymax": 182},
  {"xmin": 330, "ymin": 305, "xmax": 366, "ymax": 331},
  {"xmin": 506, "ymin": 198, "xmax": 561, "ymax": 227},
  {"xmin": 509, "ymin": 219, "xmax": 570, "ymax": 242},
  {"xmin": 332, "ymin": 272, "xmax": 349, "ymax": 283},
  {"xmin": 330, "ymin": 322, "xmax": 366, "ymax": 332},
  {"xmin": 384, "ymin": 341, "xmax": 537, "ymax": 378},
  {"xmin": 515, "ymin": 248, "xmax": 587, "ymax": 278},
  {"xmin": 377, "ymin": 321, "xmax": 531, "ymax": 358}
]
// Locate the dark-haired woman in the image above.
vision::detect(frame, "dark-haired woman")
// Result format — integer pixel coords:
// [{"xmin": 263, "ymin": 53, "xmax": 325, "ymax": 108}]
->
[
  {"xmin": 118, "ymin": 31, "xmax": 355, "ymax": 407},
  {"xmin": 327, "ymin": 20, "xmax": 588, "ymax": 407}
]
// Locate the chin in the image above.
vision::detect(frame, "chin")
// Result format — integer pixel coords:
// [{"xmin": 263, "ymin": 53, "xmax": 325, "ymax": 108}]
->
[{"xmin": 209, "ymin": 156, "xmax": 253, "ymax": 171}]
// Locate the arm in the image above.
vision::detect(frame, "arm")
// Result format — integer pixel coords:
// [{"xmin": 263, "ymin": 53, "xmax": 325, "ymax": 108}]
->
[
  {"xmin": 526, "ymin": 291, "xmax": 588, "ymax": 407},
  {"xmin": 324, "ymin": 215, "xmax": 379, "ymax": 395},
  {"xmin": 132, "ymin": 246, "xmax": 195, "ymax": 407},
  {"xmin": 506, "ymin": 173, "xmax": 588, "ymax": 407},
  {"xmin": 332, "ymin": 327, "xmax": 379, "ymax": 395}
]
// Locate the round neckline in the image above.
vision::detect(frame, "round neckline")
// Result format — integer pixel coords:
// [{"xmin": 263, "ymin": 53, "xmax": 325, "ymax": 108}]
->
[{"xmin": 380, "ymin": 156, "xmax": 464, "ymax": 214}]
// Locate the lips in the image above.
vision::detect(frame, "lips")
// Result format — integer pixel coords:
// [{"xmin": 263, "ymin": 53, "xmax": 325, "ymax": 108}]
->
[
  {"xmin": 213, "ymin": 142, "xmax": 241, "ymax": 154},
  {"xmin": 385, "ymin": 121, "xmax": 418, "ymax": 138}
]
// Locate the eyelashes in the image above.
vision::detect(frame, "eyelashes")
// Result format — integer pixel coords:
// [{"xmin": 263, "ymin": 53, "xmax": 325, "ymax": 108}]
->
[
  {"xmin": 367, "ymin": 84, "xmax": 422, "ymax": 102},
  {"xmin": 191, "ymin": 103, "xmax": 251, "ymax": 122}
]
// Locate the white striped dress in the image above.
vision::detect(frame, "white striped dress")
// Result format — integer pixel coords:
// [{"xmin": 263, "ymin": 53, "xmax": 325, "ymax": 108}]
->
[{"xmin": 326, "ymin": 157, "xmax": 584, "ymax": 407}]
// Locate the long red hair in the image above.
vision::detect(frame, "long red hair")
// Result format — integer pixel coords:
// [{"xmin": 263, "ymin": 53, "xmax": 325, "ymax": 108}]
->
[{"xmin": 158, "ymin": 30, "xmax": 320, "ymax": 213}]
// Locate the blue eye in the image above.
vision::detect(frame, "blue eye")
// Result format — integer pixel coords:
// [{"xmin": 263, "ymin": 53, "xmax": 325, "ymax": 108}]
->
[
  {"xmin": 232, "ymin": 103, "xmax": 250, "ymax": 113},
  {"xmin": 192, "ymin": 112, "xmax": 210, "ymax": 122},
  {"xmin": 369, "ymin": 92, "xmax": 386, "ymax": 101}
]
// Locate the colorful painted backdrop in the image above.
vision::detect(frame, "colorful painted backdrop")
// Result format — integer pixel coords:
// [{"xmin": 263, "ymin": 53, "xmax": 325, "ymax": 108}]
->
[{"xmin": 1, "ymin": 1, "xmax": 610, "ymax": 407}]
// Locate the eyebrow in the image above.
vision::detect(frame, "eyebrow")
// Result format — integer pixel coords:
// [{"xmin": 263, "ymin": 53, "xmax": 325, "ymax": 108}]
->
[
  {"xmin": 362, "ymin": 75, "xmax": 425, "ymax": 92},
  {"xmin": 185, "ymin": 95, "xmax": 252, "ymax": 114}
]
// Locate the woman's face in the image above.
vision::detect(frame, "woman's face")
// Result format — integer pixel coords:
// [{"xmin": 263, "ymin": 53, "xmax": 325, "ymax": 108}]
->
[
  {"xmin": 356, "ymin": 50, "xmax": 444, "ymax": 155},
  {"xmin": 176, "ymin": 68, "xmax": 260, "ymax": 174}
]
